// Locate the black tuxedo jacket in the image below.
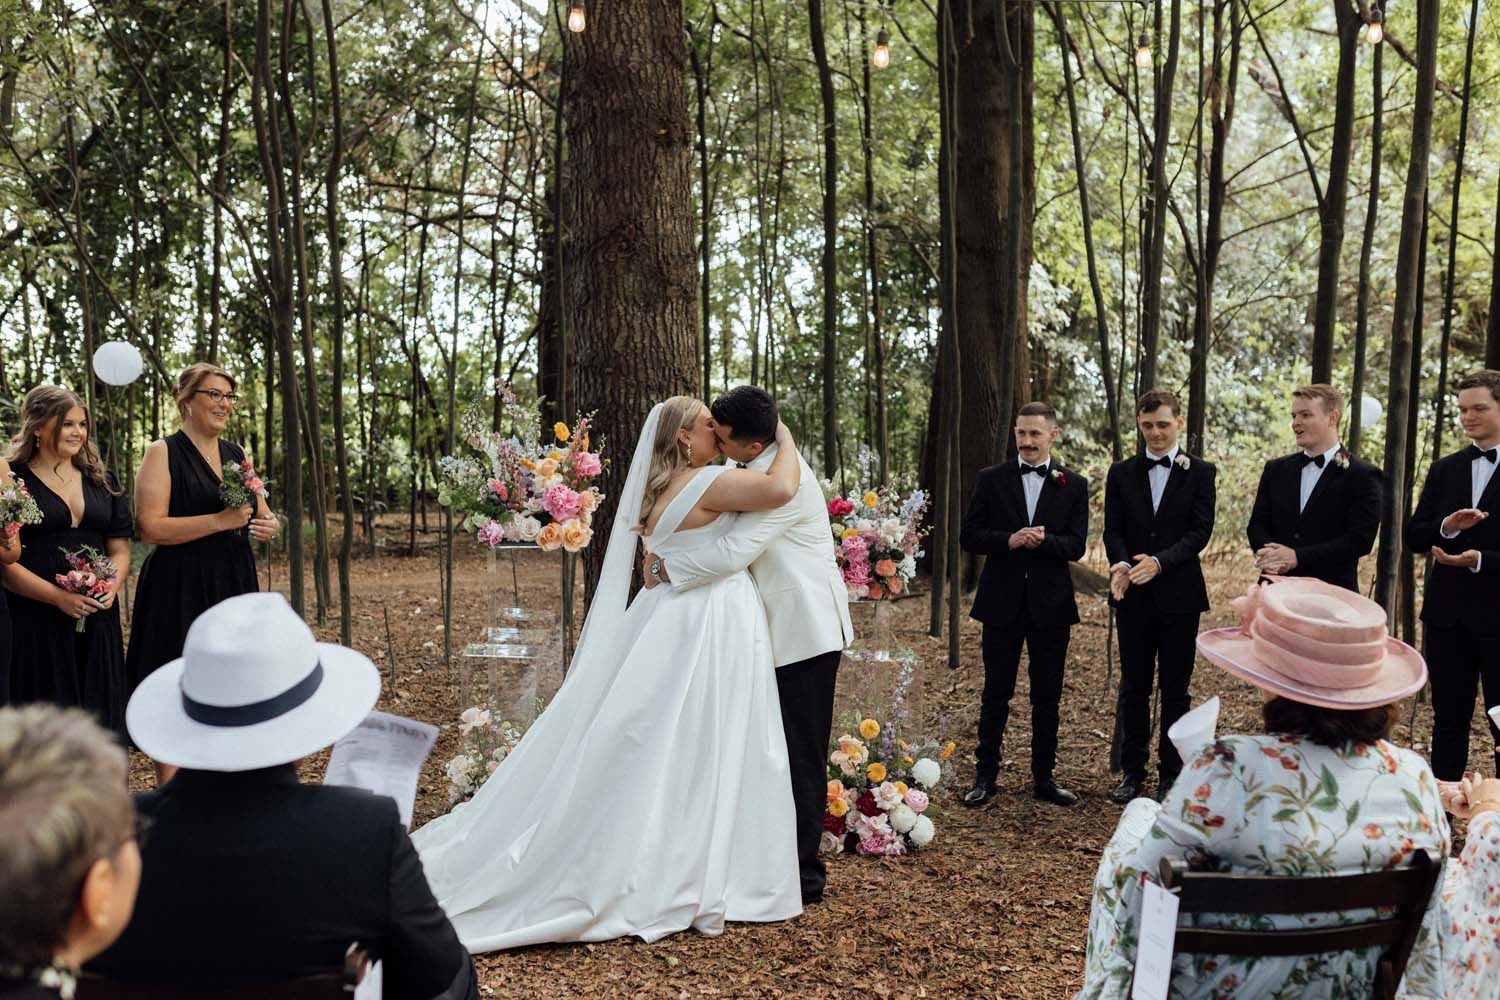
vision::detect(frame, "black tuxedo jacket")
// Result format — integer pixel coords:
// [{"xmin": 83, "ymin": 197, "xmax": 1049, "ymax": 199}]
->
[
  {"xmin": 959, "ymin": 461, "xmax": 1088, "ymax": 629},
  {"xmin": 1246, "ymin": 451, "xmax": 1382, "ymax": 593},
  {"xmin": 89, "ymin": 766, "xmax": 477, "ymax": 1000},
  {"xmin": 1103, "ymin": 453, "xmax": 1216, "ymax": 615},
  {"xmin": 1405, "ymin": 448, "xmax": 1500, "ymax": 632}
]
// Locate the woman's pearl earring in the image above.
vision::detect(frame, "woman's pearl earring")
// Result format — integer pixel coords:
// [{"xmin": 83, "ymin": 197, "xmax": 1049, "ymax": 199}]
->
[{"xmin": 684, "ymin": 440, "xmax": 693, "ymax": 465}]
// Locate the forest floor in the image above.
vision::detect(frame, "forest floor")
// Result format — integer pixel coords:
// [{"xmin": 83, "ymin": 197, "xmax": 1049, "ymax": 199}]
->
[{"xmin": 123, "ymin": 529, "xmax": 1491, "ymax": 1000}]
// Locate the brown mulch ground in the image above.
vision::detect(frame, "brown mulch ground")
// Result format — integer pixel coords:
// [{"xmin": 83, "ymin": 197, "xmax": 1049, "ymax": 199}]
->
[{"xmin": 123, "ymin": 532, "xmax": 1493, "ymax": 1000}]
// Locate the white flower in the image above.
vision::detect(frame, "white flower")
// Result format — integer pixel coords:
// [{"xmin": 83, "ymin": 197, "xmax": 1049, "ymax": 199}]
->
[
  {"xmin": 888, "ymin": 802, "xmax": 918, "ymax": 834},
  {"xmin": 1174, "ymin": 453, "xmax": 1191, "ymax": 471},
  {"xmin": 458, "ymin": 707, "xmax": 491, "ymax": 733},
  {"xmin": 854, "ymin": 517, "xmax": 875, "ymax": 533},
  {"xmin": 1332, "ymin": 449, "xmax": 1350, "ymax": 470},
  {"xmin": 847, "ymin": 583, "xmax": 868, "ymax": 602},
  {"xmin": 900, "ymin": 554, "xmax": 917, "ymax": 577},
  {"xmin": 874, "ymin": 781, "xmax": 903, "ymax": 811},
  {"xmin": 831, "ymin": 521, "xmax": 846, "ymax": 535},
  {"xmin": 819, "ymin": 831, "xmax": 844, "ymax": 855},
  {"xmin": 911, "ymin": 758, "xmax": 942, "ymax": 788},
  {"xmin": 444, "ymin": 755, "xmax": 475, "ymax": 792},
  {"xmin": 909, "ymin": 814, "xmax": 935, "ymax": 847},
  {"xmin": 516, "ymin": 516, "xmax": 542, "ymax": 542},
  {"xmin": 878, "ymin": 517, "xmax": 905, "ymax": 546}
]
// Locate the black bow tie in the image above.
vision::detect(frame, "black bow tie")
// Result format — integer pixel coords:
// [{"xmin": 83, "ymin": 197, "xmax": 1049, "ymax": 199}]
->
[
  {"xmin": 1298, "ymin": 453, "xmax": 1326, "ymax": 469},
  {"xmin": 1023, "ymin": 464, "xmax": 1049, "ymax": 477},
  {"xmin": 735, "ymin": 462, "xmax": 748, "ymax": 469},
  {"xmin": 1147, "ymin": 455, "xmax": 1173, "ymax": 469},
  {"xmin": 1468, "ymin": 444, "xmax": 1498, "ymax": 465}
]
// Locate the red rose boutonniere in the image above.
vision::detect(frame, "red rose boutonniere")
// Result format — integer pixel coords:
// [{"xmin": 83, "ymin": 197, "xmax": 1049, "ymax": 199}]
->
[
  {"xmin": 1332, "ymin": 449, "xmax": 1351, "ymax": 470},
  {"xmin": 1050, "ymin": 467, "xmax": 1066, "ymax": 487}
]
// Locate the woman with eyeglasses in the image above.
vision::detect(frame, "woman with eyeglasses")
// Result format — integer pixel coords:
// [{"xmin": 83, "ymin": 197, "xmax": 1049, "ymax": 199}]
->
[
  {"xmin": 1, "ymin": 387, "xmax": 132, "ymax": 738},
  {"xmin": 126, "ymin": 363, "xmax": 279, "ymax": 782}
]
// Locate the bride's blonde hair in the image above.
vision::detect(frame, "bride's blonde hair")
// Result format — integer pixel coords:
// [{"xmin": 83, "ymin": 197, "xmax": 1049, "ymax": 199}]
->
[{"xmin": 636, "ymin": 395, "xmax": 706, "ymax": 534}]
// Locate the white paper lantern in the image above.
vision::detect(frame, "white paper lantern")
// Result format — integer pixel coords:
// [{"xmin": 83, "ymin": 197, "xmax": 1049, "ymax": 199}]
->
[
  {"xmin": 1357, "ymin": 395, "xmax": 1383, "ymax": 428},
  {"xmin": 92, "ymin": 341, "xmax": 144, "ymax": 386}
]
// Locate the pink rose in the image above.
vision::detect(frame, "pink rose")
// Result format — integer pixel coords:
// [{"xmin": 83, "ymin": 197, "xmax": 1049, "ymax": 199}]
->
[
  {"xmin": 572, "ymin": 451, "xmax": 602, "ymax": 477},
  {"xmin": 476, "ymin": 521, "xmax": 505, "ymax": 548},
  {"xmin": 487, "ymin": 478, "xmax": 509, "ymax": 501},
  {"xmin": 3, "ymin": 522, "xmax": 19, "ymax": 538},
  {"xmin": 841, "ymin": 534, "xmax": 869, "ymax": 557},
  {"xmin": 856, "ymin": 833, "xmax": 888, "ymax": 856},
  {"xmin": 543, "ymin": 484, "xmax": 583, "ymax": 522},
  {"xmin": 245, "ymin": 477, "xmax": 266, "ymax": 495},
  {"xmin": 904, "ymin": 789, "xmax": 929, "ymax": 813}
]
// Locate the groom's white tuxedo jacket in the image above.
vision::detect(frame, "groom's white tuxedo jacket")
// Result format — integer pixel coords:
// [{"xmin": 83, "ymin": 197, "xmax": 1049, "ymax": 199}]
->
[{"xmin": 668, "ymin": 444, "xmax": 854, "ymax": 667}]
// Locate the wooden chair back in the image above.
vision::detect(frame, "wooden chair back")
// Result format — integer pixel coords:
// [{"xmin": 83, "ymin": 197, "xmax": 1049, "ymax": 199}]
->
[{"xmin": 78, "ymin": 944, "xmax": 370, "ymax": 1000}]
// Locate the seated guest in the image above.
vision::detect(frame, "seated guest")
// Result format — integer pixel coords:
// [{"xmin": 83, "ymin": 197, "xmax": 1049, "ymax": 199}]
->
[
  {"xmin": 1076, "ymin": 577, "xmax": 1448, "ymax": 1000},
  {"xmin": 89, "ymin": 593, "xmax": 478, "ymax": 1000},
  {"xmin": 1419, "ymin": 773, "xmax": 1500, "ymax": 1000},
  {"xmin": 0, "ymin": 706, "xmax": 142, "ymax": 1000}
]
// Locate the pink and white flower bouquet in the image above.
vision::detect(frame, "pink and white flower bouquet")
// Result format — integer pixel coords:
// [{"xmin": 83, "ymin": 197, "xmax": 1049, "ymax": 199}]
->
[
  {"xmin": 821, "ymin": 717, "xmax": 955, "ymax": 857},
  {"xmin": 220, "ymin": 455, "xmax": 269, "ymax": 509},
  {"xmin": 823, "ymin": 483, "xmax": 928, "ymax": 601},
  {"xmin": 0, "ymin": 477, "xmax": 43, "ymax": 540},
  {"xmin": 54, "ymin": 545, "xmax": 119, "ymax": 632},
  {"xmin": 442, "ymin": 706, "xmax": 524, "ymax": 806},
  {"xmin": 439, "ymin": 385, "xmax": 606, "ymax": 552}
]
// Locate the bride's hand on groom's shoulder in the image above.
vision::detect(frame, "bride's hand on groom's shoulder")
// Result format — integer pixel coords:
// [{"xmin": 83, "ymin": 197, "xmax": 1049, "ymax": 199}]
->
[{"xmin": 776, "ymin": 420, "xmax": 793, "ymax": 445}]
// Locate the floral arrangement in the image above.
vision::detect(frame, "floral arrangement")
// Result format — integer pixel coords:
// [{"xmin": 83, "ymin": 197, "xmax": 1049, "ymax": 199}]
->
[
  {"xmin": 220, "ymin": 455, "xmax": 268, "ymax": 509},
  {"xmin": 823, "ymin": 483, "xmax": 928, "ymax": 601},
  {"xmin": 443, "ymin": 706, "xmax": 524, "ymax": 805},
  {"xmin": 54, "ymin": 545, "xmax": 118, "ymax": 632},
  {"xmin": 0, "ymin": 477, "xmax": 43, "ymax": 539},
  {"xmin": 439, "ymin": 385, "xmax": 606, "ymax": 553},
  {"xmin": 822, "ymin": 717, "xmax": 955, "ymax": 857}
]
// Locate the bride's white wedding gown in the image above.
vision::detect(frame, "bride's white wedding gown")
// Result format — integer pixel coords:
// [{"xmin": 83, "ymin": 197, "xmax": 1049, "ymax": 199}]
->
[{"xmin": 411, "ymin": 464, "xmax": 801, "ymax": 952}]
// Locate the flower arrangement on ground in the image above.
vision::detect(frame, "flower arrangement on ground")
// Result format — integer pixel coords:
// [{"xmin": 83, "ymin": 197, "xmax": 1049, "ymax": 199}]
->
[
  {"xmin": 821, "ymin": 717, "xmax": 956, "ymax": 856},
  {"xmin": 443, "ymin": 706, "xmax": 524, "ymax": 806},
  {"xmin": 0, "ymin": 477, "xmax": 43, "ymax": 539},
  {"xmin": 54, "ymin": 545, "xmax": 119, "ymax": 632},
  {"xmin": 823, "ymin": 483, "xmax": 928, "ymax": 601},
  {"xmin": 439, "ymin": 384, "xmax": 606, "ymax": 552},
  {"xmin": 220, "ymin": 455, "xmax": 269, "ymax": 509}
]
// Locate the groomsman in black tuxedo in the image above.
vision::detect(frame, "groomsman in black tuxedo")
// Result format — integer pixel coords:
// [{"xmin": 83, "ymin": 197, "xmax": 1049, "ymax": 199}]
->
[
  {"xmin": 1247, "ymin": 384, "xmax": 1382, "ymax": 592},
  {"xmin": 1103, "ymin": 390, "xmax": 1216, "ymax": 804},
  {"xmin": 1405, "ymin": 370, "xmax": 1500, "ymax": 781},
  {"xmin": 959, "ymin": 401, "xmax": 1089, "ymax": 808}
]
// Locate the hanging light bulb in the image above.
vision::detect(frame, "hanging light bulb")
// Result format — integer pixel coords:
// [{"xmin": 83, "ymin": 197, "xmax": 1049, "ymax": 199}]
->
[
  {"xmin": 872, "ymin": 29, "xmax": 891, "ymax": 69},
  {"xmin": 566, "ymin": 0, "xmax": 586, "ymax": 33},
  {"xmin": 1134, "ymin": 33, "xmax": 1152, "ymax": 70},
  {"xmin": 1365, "ymin": 6, "xmax": 1384, "ymax": 44}
]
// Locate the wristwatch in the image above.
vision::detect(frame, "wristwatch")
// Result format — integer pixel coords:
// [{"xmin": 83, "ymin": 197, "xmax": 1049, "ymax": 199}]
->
[{"xmin": 649, "ymin": 559, "xmax": 662, "ymax": 582}]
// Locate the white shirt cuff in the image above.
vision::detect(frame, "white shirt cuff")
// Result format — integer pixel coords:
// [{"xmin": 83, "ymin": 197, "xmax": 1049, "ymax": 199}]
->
[
  {"xmin": 1440, "ymin": 522, "xmax": 1460, "ymax": 539},
  {"xmin": 1473, "ymin": 553, "xmax": 1483, "ymax": 574},
  {"xmin": 1111, "ymin": 561, "xmax": 1131, "ymax": 572}
]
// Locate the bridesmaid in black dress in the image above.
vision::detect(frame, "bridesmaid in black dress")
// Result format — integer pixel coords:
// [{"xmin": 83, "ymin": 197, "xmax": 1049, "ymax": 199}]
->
[
  {"xmin": 127, "ymin": 362, "xmax": 280, "ymax": 781},
  {"xmin": 1, "ymin": 387, "xmax": 132, "ymax": 738},
  {"xmin": 0, "ymin": 459, "xmax": 25, "ymax": 705}
]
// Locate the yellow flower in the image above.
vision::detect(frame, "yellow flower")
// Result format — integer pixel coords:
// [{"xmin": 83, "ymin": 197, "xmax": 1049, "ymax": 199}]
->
[
  {"xmin": 554, "ymin": 421, "xmax": 570, "ymax": 442},
  {"xmin": 828, "ymin": 797, "xmax": 849, "ymax": 818},
  {"xmin": 941, "ymin": 741, "xmax": 956, "ymax": 761},
  {"xmin": 548, "ymin": 450, "xmax": 563, "ymax": 462},
  {"xmin": 841, "ymin": 527, "xmax": 859, "ymax": 540},
  {"xmin": 866, "ymin": 762, "xmax": 887, "ymax": 783},
  {"xmin": 859, "ymin": 718, "xmax": 880, "ymax": 740},
  {"xmin": 901, "ymin": 756, "xmax": 914, "ymax": 767},
  {"xmin": 894, "ymin": 782, "xmax": 908, "ymax": 797},
  {"xmin": 862, "ymin": 490, "xmax": 880, "ymax": 508},
  {"xmin": 898, "ymin": 739, "xmax": 910, "ymax": 752},
  {"xmin": 520, "ymin": 458, "xmax": 537, "ymax": 470}
]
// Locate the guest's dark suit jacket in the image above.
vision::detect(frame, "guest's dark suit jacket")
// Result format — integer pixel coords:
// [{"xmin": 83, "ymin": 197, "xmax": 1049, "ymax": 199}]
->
[
  {"xmin": 89, "ymin": 765, "xmax": 478, "ymax": 1000},
  {"xmin": 960, "ymin": 461, "xmax": 1089, "ymax": 629},
  {"xmin": 1405, "ymin": 448, "xmax": 1500, "ymax": 633},
  {"xmin": 1246, "ymin": 451, "xmax": 1382, "ymax": 593},
  {"xmin": 1103, "ymin": 453, "xmax": 1216, "ymax": 615}
]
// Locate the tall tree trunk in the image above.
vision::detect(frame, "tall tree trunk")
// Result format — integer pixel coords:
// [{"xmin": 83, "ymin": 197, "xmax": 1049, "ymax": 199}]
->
[
  {"xmin": 809, "ymin": 0, "xmax": 839, "ymax": 476},
  {"xmin": 1489, "ymin": 160, "xmax": 1500, "ymax": 366},
  {"xmin": 1308, "ymin": 1, "xmax": 1361, "ymax": 383},
  {"xmin": 688, "ymin": 12, "xmax": 715, "ymax": 398},
  {"xmin": 566, "ymin": 0, "xmax": 699, "ymax": 597},
  {"xmin": 209, "ymin": 0, "xmax": 234, "ymax": 362},
  {"xmin": 930, "ymin": 0, "xmax": 958, "ymax": 639},
  {"xmin": 320, "ymin": 0, "xmax": 352, "ymax": 645},
  {"xmin": 1374, "ymin": 0, "xmax": 1438, "ymax": 619},
  {"xmin": 1138, "ymin": 0, "xmax": 1182, "ymax": 391},
  {"xmin": 1434, "ymin": 0, "xmax": 1479, "ymax": 459},
  {"xmin": 1349, "ymin": 39, "xmax": 1382, "ymax": 461},
  {"xmin": 858, "ymin": 4, "xmax": 887, "ymax": 483}
]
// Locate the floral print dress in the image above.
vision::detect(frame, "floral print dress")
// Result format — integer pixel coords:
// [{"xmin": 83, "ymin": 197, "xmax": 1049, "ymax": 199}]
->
[
  {"xmin": 1400, "ymin": 810, "xmax": 1500, "ymax": 1000},
  {"xmin": 1076, "ymin": 734, "xmax": 1450, "ymax": 1000}
]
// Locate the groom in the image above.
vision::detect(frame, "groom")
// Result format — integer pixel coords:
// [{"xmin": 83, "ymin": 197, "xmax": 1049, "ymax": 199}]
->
[{"xmin": 642, "ymin": 385, "xmax": 853, "ymax": 905}]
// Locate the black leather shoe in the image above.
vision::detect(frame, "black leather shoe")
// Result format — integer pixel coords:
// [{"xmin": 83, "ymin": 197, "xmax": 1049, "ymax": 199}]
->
[
  {"xmin": 1108, "ymin": 778, "xmax": 1144, "ymax": 804},
  {"xmin": 802, "ymin": 891, "xmax": 824, "ymax": 906},
  {"xmin": 962, "ymin": 780, "xmax": 998, "ymax": 807},
  {"xmin": 1033, "ymin": 780, "xmax": 1079, "ymax": 807}
]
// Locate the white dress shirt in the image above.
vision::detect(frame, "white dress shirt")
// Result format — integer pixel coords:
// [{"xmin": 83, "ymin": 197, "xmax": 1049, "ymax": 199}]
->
[
  {"xmin": 1438, "ymin": 441, "xmax": 1498, "ymax": 573},
  {"xmin": 1018, "ymin": 458, "xmax": 1049, "ymax": 524},
  {"xmin": 1299, "ymin": 443, "xmax": 1343, "ymax": 513},
  {"xmin": 1146, "ymin": 446, "xmax": 1179, "ymax": 514}
]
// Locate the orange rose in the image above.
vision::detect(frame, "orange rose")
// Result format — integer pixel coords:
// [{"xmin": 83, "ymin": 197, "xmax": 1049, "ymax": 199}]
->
[
  {"xmin": 866, "ymin": 583, "xmax": 884, "ymax": 600},
  {"xmin": 887, "ymin": 577, "xmax": 904, "ymax": 595},
  {"xmin": 536, "ymin": 457, "xmax": 560, "ymax": 479},
  {"xmin": 537, "ymin": 522, "xmax": 563, "ymax": 551},
  {"xmin": 579, "ymin": 490, "xmax": 598, "ymax": 513},
  {"xmin": 560, "ymin": 518, "xmax": 593, "ymax": 552},
  {"xmin": 827, "ymin": 780, "xmax": 846, "ymax": 802},
  {"xmin": 874, "ymin": 559, "xmax": 897, "ymax": 577}
]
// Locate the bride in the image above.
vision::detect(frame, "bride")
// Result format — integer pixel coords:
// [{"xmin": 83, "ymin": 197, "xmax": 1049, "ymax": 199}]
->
[{"xmin": 412, "ymin": 395, "xmax": 807, "ymax": 951}]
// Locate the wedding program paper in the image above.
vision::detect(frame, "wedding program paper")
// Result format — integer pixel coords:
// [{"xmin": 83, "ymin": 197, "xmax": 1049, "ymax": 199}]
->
[{"xmin": 324, "ymin": 711, "xmax": 439, "ymax": 829}]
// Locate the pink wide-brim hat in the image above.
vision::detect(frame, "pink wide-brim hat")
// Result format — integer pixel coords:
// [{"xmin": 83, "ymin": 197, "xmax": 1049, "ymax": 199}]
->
[{"xmin": 1196, "ymin": 576, "xmax": 1426, "ymax": 710}]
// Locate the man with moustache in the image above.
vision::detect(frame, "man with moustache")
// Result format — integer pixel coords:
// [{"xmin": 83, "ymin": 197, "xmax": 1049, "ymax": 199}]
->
[
  {"xmin": 1247, "ymin": 384, "xmax": 1382, "ymax": 592},
  {"xmin": 1406, "ymin": 370, "xmax": 1500, "ymax": 780},
  {"xmin": 1103, "ymin": 389, "xmax": 1216, "ymax": 804},
  {"xmin": 959, "ymin": 402, "xmax": 1089, "ymax": 808}
]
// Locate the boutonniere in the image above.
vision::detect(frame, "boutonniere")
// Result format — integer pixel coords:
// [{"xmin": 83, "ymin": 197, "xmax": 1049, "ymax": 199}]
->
[
  {"xmin": 1174, "ymin": 454, "xmax": 1191, "ymax": 471},
  {"xmin": 1332, "ymin": 449, "xmax": 1350, "ymax": 470},
  {"xmin": 1050, "ymin": 467, "xmax": 1066, "ymax": 486}
]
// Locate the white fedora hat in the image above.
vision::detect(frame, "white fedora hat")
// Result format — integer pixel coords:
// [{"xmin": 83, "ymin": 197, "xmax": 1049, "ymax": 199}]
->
[{"xmin": 127, "ymin": 592, "xmax": 380, "ymax": 771}]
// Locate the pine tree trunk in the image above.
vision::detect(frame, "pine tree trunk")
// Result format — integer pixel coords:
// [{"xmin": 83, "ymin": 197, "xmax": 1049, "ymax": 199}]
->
[
  {"xmin": 809, "ymin": 0, "xmax": 839, "ymax": 476},
  {"xmin": 1308, "ymin": 0, "xmax": 1361, "ymax": 383},
  {"xmin": 1349, "ymin": 40, "xmax": 1382, "ymax": 461}
]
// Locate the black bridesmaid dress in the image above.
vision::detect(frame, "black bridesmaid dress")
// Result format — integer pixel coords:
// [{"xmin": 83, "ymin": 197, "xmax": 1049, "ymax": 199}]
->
[
  {"xmin": 7, "ymin": 465, "xmax": 132, "ymax": 737},
  {"xmin": 125, "ymin": 431, "xmax": 259, "ymax": 693}
]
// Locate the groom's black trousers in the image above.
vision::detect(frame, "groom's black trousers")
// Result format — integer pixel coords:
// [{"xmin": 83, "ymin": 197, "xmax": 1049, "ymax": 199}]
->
[{"xmin": 776, "ymin": 648, "xmax": 841, "ymax": 902}]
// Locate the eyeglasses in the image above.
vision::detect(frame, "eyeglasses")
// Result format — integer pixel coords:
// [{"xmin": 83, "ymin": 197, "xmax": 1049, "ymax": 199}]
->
[{"xmin": 194, "ymin": 389, "xmax": 240, "ymax": 405}]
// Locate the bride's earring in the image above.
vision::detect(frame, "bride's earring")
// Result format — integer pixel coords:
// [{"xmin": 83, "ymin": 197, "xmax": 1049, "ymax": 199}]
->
[{"xmin": 684, "ymin": 440, "xmax": 694, "ymax": 465}]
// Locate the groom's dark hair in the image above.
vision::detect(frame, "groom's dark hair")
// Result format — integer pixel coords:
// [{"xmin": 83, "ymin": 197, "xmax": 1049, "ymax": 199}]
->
[{"xmin": 711, "ymin": 385, "xmax": 778, "ymax": 445}]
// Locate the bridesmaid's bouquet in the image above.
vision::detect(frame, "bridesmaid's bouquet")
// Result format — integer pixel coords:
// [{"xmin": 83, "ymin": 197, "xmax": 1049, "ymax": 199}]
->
[
  {"xmin": 220, "ymin": 456, "xmax": 268, "ymax": 510},
  {"xmin": 0, "ymin": 477, "xmax": 43, "ymax": 540},
  {"xmin": 54, "ymin": 545, "xmax": 119, "ymax": 632},
  {"xmin": 823, "ymin": 482, "xmax": 928, "ymax": 601}
]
